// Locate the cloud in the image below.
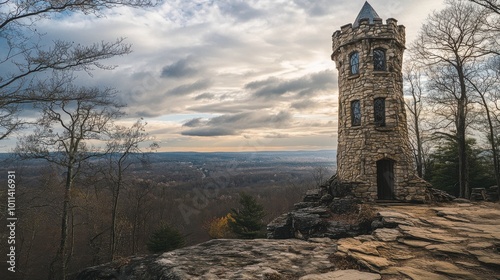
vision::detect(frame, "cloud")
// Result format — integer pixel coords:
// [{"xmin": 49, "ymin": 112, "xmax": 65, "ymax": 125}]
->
[
  {"xmin": 264, "ymin": 133, "xmax": 290, "ymax": 139},
  {"xmin": 216, "ymin": 0, "xmax": 264, "ymax": 22},
  {"xmin": 208, "ymin": 111, "xmax": 292, "ymax": 129},
  {"xmin": 166, "ymin": 79, "xmax": 212, "ymax": 96},
  {"xmin": 161, "ymin": 57, "xmax": 198, "ymax": 78},
  {"xmin": 291, "ymin": 99, "xmax": 319, "ymax": 110},
  {"xmin": 246, "ymin": 70, "xmax": 336, "ymax": 98},
  {"xmin": 194, "ymin": 93, "xmax": 215, "ymax": 100},
  {"xmin": 203, "ymin": 32, "xmax": 243, "ymax": 48},
  {"xmin": 293, "ymin": 0, "xmax": 338, "ymax": 16},
  {"xmin": 187, "ymin": 101, "xmax": 269, "ymax": 114},
  {"xmin": 183, "ymin": 117, "xmax": 204, "ymax": 127},
  {"xmin": 181, "ymin": 111, "xmax": 293, "ymax": 137},
  {"xmin": 182, "ymin": 127, "xmax": 236, "ymax": 137}
]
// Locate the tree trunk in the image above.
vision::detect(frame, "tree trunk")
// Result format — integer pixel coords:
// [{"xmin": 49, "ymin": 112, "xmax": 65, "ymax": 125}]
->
[
  {"xmin": 413, "ymin": 96, "xmax": 424, "ymax": 178},
  {"xmin": 111, "ymin": 158, "xmax": 128, "ymax": 261},
  {"xmin": 457, "ymin": 66, "xmax": 469, "ymax": 198},
  {"xmin": 132, "ymin": 211, "xmax": 138, "ymax": 254},
  {"xmin": 110, "ymin": 188, "xmax": 118, "ymax": 260},
  {"xmin": 475, "ymin": 84, "xmax": 500, "ymax": 196},
  {"xmin": 53, "ymin": 164, "xmax": 73, "ymax": 280},
  {"xmin": 110, "ymin": 165, "xmax": 122, "ymax": 261}
]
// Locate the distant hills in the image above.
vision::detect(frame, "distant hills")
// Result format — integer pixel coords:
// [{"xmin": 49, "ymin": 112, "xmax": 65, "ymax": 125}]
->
[{"xmin": 146, "ymin": 150, "xmax": 337, "ymax": 166}]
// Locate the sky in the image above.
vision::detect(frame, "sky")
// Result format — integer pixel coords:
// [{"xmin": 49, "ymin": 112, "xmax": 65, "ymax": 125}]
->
[{"xmin": 2, "ymin": 0, "xmax": 446, "ymax": 152}]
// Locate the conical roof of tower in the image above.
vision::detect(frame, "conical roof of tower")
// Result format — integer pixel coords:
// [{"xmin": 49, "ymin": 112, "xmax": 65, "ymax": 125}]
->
[{"xmin": 353, "ymin": 1, "xmax": 381, "ymax": 28}]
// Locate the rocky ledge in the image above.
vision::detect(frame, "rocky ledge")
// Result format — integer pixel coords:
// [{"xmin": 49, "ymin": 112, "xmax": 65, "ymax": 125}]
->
[
  {"xmin": 72, "ymin": 202, "xmax": 500, "ymax": 280},
  {"xmin": 70, "ymin": 238, "xmax": 380, "ymax": 280}
]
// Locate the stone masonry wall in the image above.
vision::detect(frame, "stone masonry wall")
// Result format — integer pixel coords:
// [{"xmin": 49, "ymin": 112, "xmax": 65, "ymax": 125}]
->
[{"xmin": 331, "ymin": 18, "xmax": 428, "ymax": 202}]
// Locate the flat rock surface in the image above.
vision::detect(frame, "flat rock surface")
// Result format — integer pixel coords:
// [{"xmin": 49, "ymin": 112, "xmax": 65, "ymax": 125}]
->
[
  {"xmin": 72, "ymin": 202, "xmax": 500, "ymax": 280},
  {"xmin": 299, "ymin": 269, "xmax": 381, "ymax": 280},
  {"xmin": 71, "ymin": 239, "xmax": 338, "ymax": 279},
  {"xmin": 326, "ymin": 202, "xmax": 500, "ymax": 280}
]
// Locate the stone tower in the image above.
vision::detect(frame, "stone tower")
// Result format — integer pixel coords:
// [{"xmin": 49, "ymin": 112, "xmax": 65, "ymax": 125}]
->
[{"xmin": 331, "ymin": 2, "xmax": 428, "ymax": 202}]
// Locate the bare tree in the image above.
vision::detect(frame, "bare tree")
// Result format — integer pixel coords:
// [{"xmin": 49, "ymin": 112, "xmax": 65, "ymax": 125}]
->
[
  {"xmin": 412, "ymin": 0, "xmax": 493, "ymax": 198},
  {"xmin": 0, "ymin": 0, "xmax": 157, "ymax": 140},
  {"xmin": 104, "ymin": 119, "xmax": 156, "ymax": 260},
  {"xmin": 126, "ymin": 179, "xmax": 155, "ymax": 254},
  {"xmin": 311, "ymin": 166, "xmax": 331, "ymax": 188},
  {"xmin": 467, "ymin": 58, "xmax": 500, "ymax": 192},
  {"xmin": 404, "ymin": 64, "xmax": 427, "ymax": 177},
  {"xmin": 469, "ymin": 0, "xmax": 500, "ymax": 14},
  {"xmin": 15, "ymin": 83, "xmax": 122, "ymax": 279},
  {"xmin": 469, "ymin": 0, "xmax": 500, "ymax": 55}
]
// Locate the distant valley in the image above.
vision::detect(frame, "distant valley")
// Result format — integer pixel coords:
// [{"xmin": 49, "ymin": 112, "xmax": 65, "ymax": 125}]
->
[{"xmin": 0, "ymin": 149, "xmax": 337, "ymax": 279}]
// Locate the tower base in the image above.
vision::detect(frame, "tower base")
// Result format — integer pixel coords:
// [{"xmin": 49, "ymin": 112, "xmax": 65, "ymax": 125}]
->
[{"xmin": 329, "ymin": 174, "xmax": 431, "ymax": 203}]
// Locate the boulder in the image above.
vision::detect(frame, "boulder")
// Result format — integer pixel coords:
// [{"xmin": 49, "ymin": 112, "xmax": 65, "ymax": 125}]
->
[
  {"xmin": 267, "ymin": 213, "xmax": 293, "ymax": 239},
  {"xmin": 470, "ymin": 188, "xmax": 487, "ymax": 201},
  {"xmin": 303, "ymin": 189, "xmax": 324, "ymax": 202},
  {"xmin": 373, "ymin": 228, "xmax": 401, "ymax": 242},
  {"xmin": 329, "ymin": 197, "xmax": 360, "ymax": 214},
  {"xmin": 294, "ymin": 201, "xmax": 320, "ymax": 210},
  {"xmin": 267, "ymin": 207, "xmax": 329, "ymax": 239},
  {"xmin": 267, "ymin": 204, "xmax": 372, "ymax": 240},
  {"xmin": 427, "ymin": 187, "xmax": 456, "ymax": 202},
  {"xmin": 325, "ymin": 221, "xmax": 360, "ymax": 239},
  {"xmin": 486, "ymin": 186, "xmax": 499, "ymax": 201},
  {"xmin": 320, "ymin": 194, "xmax": 333, "ymax": 203}
]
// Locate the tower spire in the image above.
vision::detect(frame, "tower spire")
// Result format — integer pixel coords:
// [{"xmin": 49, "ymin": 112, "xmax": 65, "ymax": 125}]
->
[{"xmin": 353, "ymin": 1, "xmax": 381, "ymax": 27}]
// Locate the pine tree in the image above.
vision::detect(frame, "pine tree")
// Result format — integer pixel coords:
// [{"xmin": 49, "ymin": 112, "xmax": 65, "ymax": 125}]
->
[{"xmin": 229, "ymin": 193, "xmax": 266, "ymax": 239}]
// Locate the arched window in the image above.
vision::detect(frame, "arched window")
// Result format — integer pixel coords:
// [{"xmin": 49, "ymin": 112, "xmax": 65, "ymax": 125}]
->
[
  {"xmin": 350, "ymin": 52, "xmax": 359, "ymax": 75},
  {"xmin": 374, "ymin": 98, "xmax": 385, "ymax": 126},
  {"xmin": 373, "ymin": 49, "xmax": 386, "ymax": 71},
  {"xmin": 351, "ymin": 100, "xmax": 361, "ymax": 126}
]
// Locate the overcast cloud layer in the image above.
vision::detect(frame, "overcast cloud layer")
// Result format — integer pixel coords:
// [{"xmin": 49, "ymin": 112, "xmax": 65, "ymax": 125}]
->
[{"xmin": 1, "ymin": 0, "xmax": 445, "ymax": 152}]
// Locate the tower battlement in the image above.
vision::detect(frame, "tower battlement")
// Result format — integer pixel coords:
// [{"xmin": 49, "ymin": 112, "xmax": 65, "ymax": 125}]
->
[{"xmin": 332, "ymin": 18, "xmax": 405, "ymax": 57}]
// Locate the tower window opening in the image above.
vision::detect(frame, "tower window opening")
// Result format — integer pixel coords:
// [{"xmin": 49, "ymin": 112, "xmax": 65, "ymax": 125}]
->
[
  {"xmin": 374, "ymin": 98, "xmax": 386, "ymax": 126},
  {"xmin": 350, "ymin": 52, "xmax": 359, "ymax": 75},
  {"xmin": 351, "ymin": 100, "xmax": 361, "ymax": 126},
  {"xmin": 373, "ymin": 49, "xmax": 386, "ymax": 71}
]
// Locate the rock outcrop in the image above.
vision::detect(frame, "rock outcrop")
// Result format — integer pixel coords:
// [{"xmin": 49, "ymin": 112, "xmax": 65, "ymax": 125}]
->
[
  {"xmin": 267, "ymin": 178, "xmax": 374, "ymax": 240},
  {"xmin": 71, "ymin": 202, "xmax": 500, "ymax": 280}
]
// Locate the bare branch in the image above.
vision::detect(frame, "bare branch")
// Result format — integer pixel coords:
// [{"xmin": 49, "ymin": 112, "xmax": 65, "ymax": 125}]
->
[{"xmin": 0, "ymin": 0, "xmax": 156, "ymax": 140}]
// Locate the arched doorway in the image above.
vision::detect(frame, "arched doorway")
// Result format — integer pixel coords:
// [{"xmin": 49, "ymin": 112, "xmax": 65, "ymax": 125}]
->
[{"xmin": 377, "ymin": 159, "xmax": 395, "ymax": 200}]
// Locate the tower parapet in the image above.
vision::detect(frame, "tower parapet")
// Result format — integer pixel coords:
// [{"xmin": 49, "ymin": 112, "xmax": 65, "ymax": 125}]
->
[{"xmin": 332, "ymin": 18, "xmax": 405, "ymax": 60}]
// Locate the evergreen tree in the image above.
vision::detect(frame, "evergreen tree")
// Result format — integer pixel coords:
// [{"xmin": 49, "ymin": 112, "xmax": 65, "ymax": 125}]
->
[
  {"xmin": 147, "ymin": 224, "xmax": 185, "ymax": 253},
  {"xmin": 425, "ymin": 138, "xmax": 496, "ymax": 196},
  {"xmin": 229, "ymin": 193, "xmax": 266, "ymax": 239}
]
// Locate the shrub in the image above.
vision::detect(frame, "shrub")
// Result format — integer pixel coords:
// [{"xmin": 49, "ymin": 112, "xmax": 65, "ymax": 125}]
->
[
  {"xmin": 147, "ymin": 224, "xmax": 185, "ymax": 253},
  {"xmin": 206, "ymin": 214, "xmax": 234, "ymax": 239}
]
